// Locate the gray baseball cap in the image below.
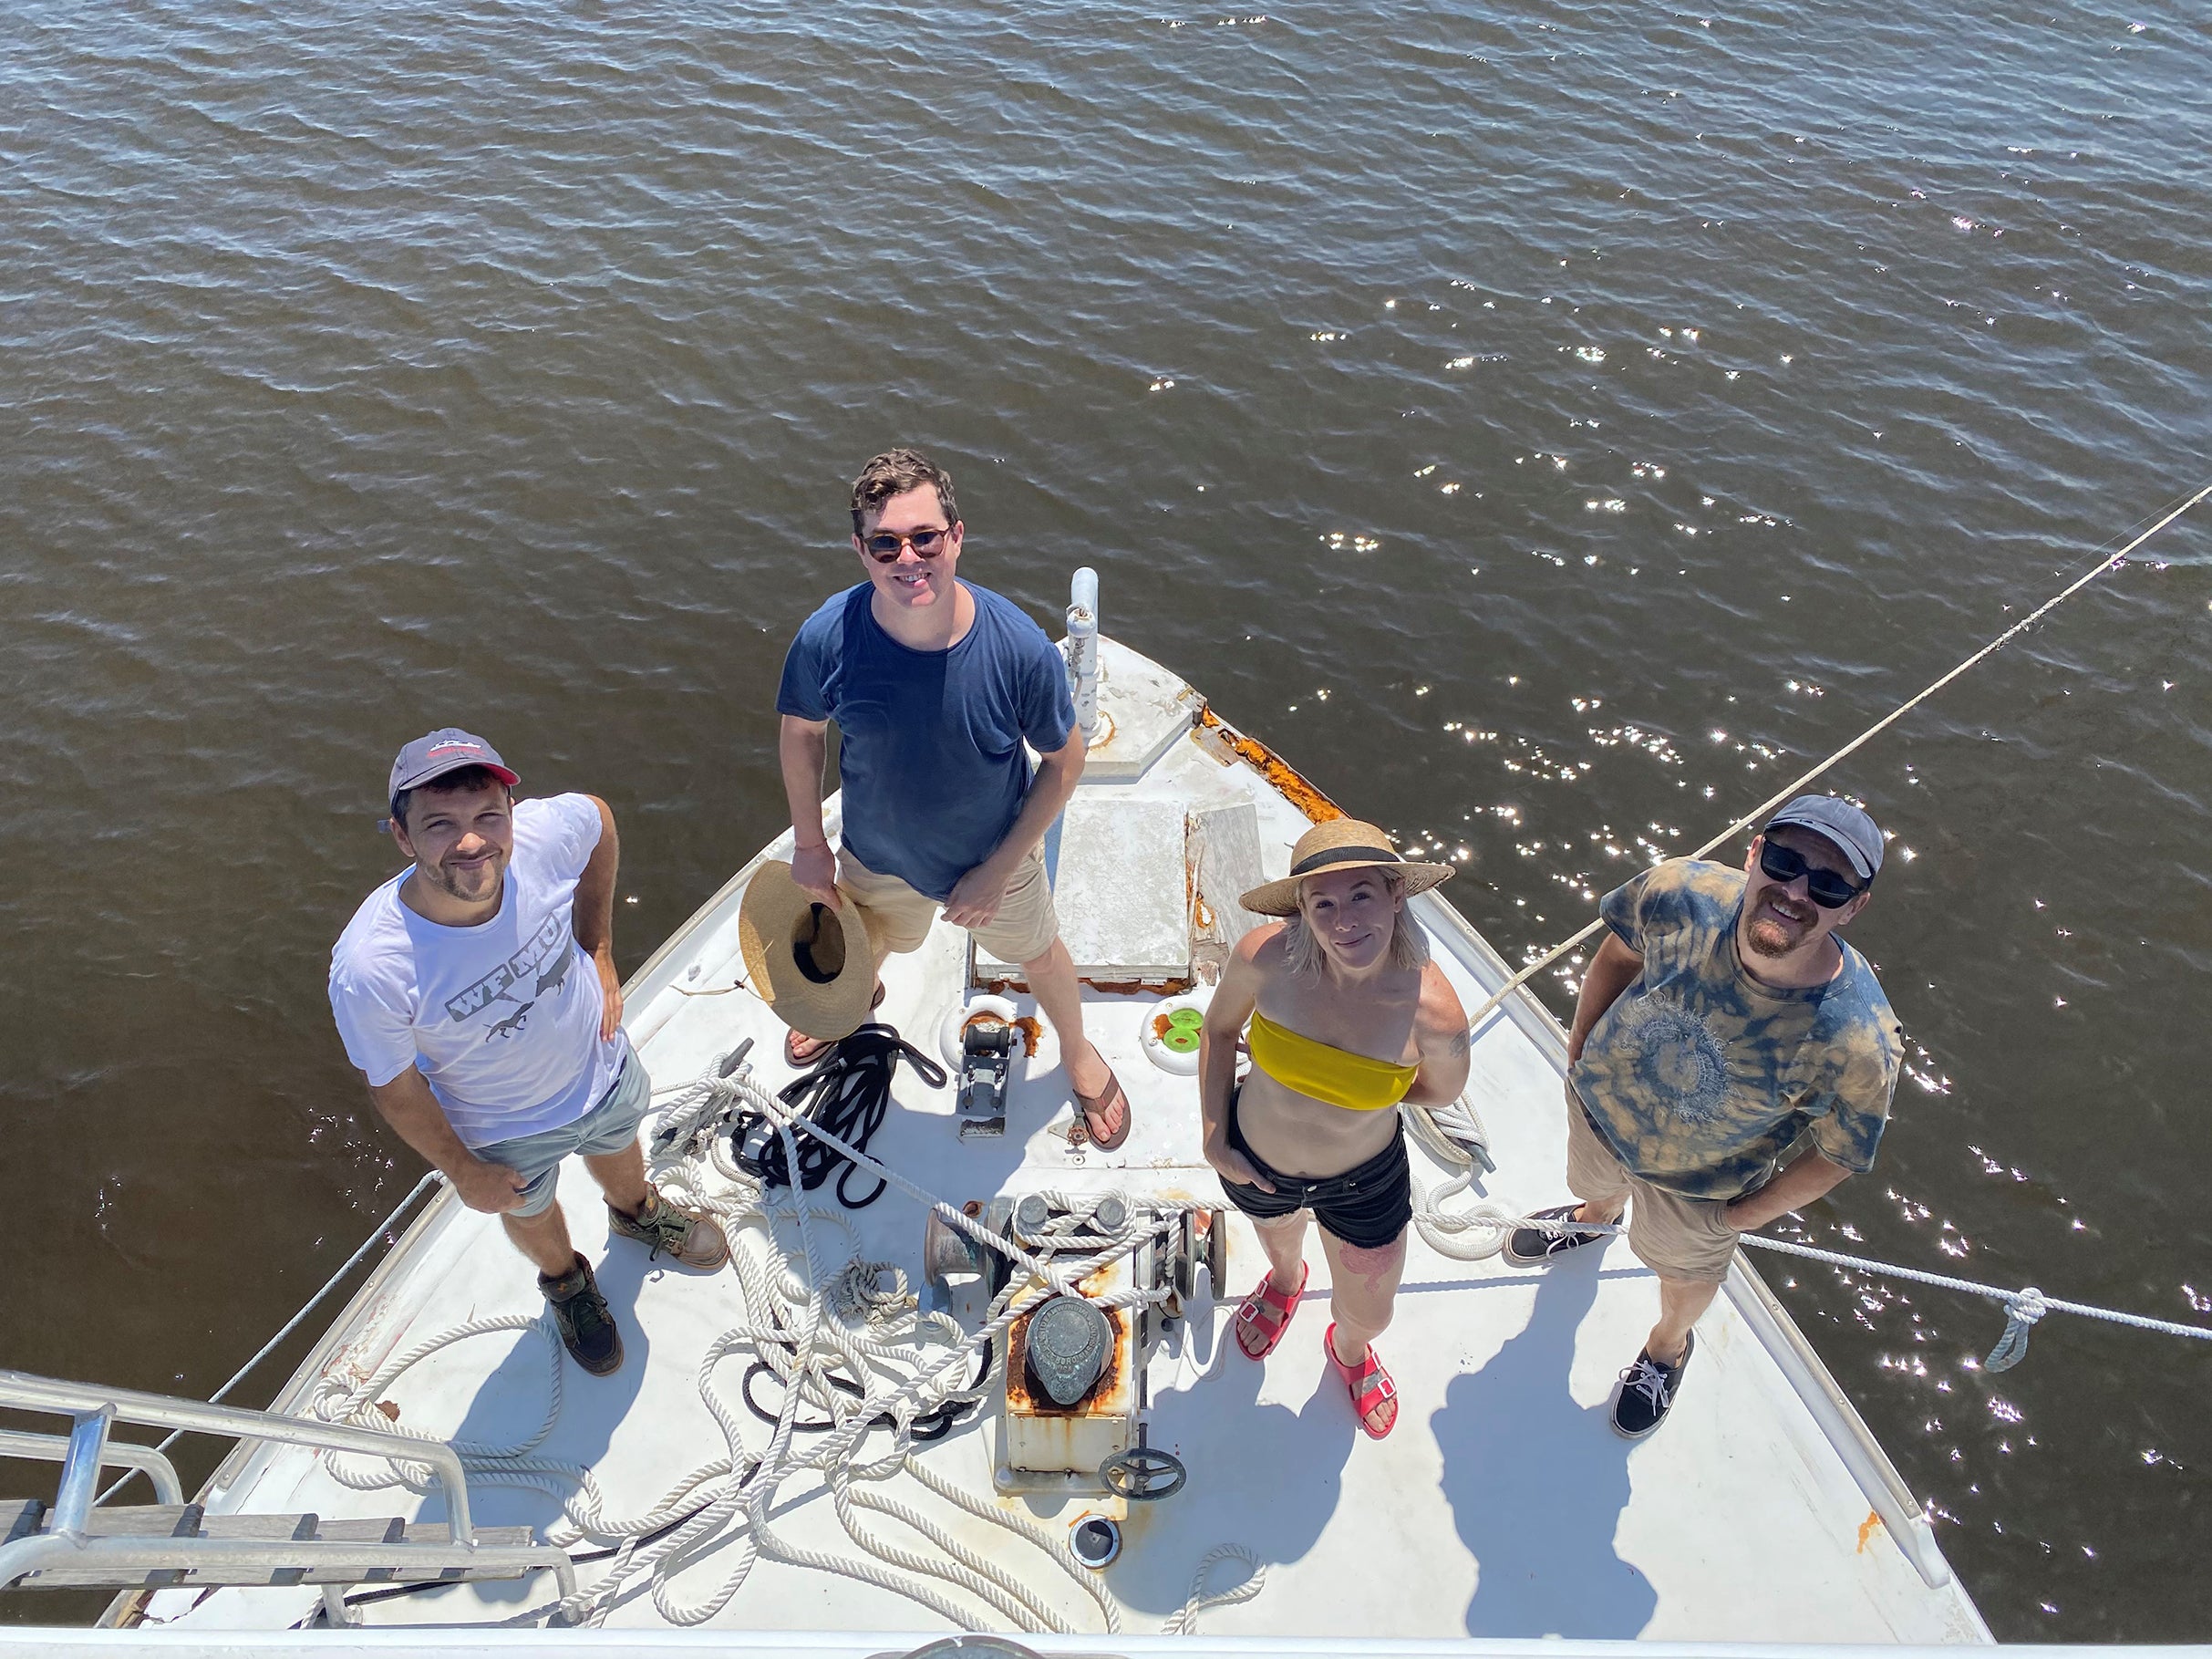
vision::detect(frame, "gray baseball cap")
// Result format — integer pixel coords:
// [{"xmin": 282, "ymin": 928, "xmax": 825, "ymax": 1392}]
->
[
  {"xmin": 387, "ymin": 729, "xmax": 519, "ymax": 816},
  {"xmin": 1764, "ymin": 794, "xmax": 1883, "ymax": 880}
]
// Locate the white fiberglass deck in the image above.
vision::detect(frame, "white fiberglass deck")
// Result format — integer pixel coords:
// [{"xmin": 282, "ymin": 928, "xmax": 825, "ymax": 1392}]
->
[{"xmin": 130, "ymin": 638, "xmax": 1989, "ymax": 1645}]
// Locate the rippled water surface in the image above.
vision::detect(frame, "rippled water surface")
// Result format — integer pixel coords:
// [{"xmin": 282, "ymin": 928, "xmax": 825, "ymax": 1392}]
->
[{"xmin": 4, "ymin": 0, "xmax": 2209, "ymax": 1636}]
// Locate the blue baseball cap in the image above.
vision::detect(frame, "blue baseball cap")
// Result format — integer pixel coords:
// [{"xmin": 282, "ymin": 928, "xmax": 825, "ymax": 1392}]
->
[
  {"xmin": 1764, "ymin": 793, "xmax": 1883, "ymax": 880},
  {"xmin": 387, "ymin": 729, "xmax": 520, "ymax": 817}
]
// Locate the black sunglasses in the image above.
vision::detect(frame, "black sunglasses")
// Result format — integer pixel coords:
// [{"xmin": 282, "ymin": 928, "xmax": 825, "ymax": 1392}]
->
[
  {"xmin": 862, "ymin": 526, "xmax": 951, "ymax": 563},
  {"xmin": 1756, "ymin": 838, "xmax": 1868, "ymax": 909}
]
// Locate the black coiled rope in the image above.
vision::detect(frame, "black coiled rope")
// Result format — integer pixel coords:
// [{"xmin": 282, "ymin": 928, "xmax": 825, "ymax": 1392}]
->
[
  {"xmin": 740, "ymin": 1345, "xmax": 988, "ymax": 1442},
  {"xmin": 729, "ymin": 1022, "xmax": 946, "ymax": 1210}
]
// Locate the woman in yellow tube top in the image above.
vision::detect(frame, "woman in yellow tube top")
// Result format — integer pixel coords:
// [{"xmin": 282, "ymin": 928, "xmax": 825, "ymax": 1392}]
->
[{"xmin": 1201, "ymin": 818, "xmax": 1471, "ymax": 1439}]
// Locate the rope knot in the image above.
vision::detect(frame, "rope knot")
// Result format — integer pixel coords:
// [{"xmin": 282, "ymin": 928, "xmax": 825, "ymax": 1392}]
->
[{"xmin": 1985, "ymin": 1285, "xmax": 2046, "ymax": 1373}]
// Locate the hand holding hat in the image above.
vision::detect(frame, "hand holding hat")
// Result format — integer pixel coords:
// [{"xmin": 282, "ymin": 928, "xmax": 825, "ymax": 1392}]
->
[{"xmin": 739, "ymin": 863, "xmax": 879, "ymax": 1042}]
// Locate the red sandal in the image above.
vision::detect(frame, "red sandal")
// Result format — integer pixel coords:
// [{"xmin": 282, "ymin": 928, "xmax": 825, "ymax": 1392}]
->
[
  {"xmin": 1233, "ymin": 1261, "xmax": 1308, "ymax": 1360},
  {"xmin": 1325, "ymin": 1322, "xmax": 1399, "ymax": 1440}
]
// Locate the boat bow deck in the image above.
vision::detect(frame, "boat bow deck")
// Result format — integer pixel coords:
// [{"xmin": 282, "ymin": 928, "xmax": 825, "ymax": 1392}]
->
[{"xmin": 128, "ymin": 638, "xmax": 1989, "ymax": 1645}]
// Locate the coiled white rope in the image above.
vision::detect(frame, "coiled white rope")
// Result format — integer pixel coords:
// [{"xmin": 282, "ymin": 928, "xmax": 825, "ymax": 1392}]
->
[
  {"xmin": 573, "ymin": 1084, "xmax": 1123, "ymax": 1631},
  {"xmin": 307, "ymin": 1051, "xmax": 1235, "ymax": 1636},
  {"xmin": 1402, "ymin": 1093, "xmax": 1495, "ymax": 1179},
  {"xmin": 1160, "ymin": 1543, "xmax": 1266, "ymax": 1635},
  {"xmin": 1410, "ymin": 1170, "xmax": 1515, "ymax": 1263}
]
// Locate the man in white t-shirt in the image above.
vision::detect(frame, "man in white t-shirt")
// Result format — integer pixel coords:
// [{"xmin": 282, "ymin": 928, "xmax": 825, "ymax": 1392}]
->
[{"xmin": 328, "ymin": 730, "xmax": 727, "ymax": 1376}]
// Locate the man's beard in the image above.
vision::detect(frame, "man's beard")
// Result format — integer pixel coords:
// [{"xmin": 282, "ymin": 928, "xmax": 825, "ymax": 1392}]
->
[
  {"xmin": 1744, "ymin": 897, "xmax": 1815, "ymax": 959},
  {"xmin": 423, "ymin": 854, "xmax": 501, "ymax": 903}
]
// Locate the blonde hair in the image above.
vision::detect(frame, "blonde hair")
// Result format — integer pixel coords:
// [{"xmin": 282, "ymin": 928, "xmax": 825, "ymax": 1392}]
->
[{"xmin": 1278, "ymin": 869, "xmax": 1432, "ymax": 978}]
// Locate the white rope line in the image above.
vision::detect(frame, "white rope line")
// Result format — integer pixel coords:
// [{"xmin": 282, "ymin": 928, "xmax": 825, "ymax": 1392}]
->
[
  {"xmin": 1160, "ymin": 1543, "xmax": 1266, "ymax": 1635},
  {"xmin": 302, "ymin": 1052, "xmax": 1231, "ymax": 1635},
  {"xmin": 1731, "ymin": 1231, "xmax": 2212, "ymax": 1367},
  {"xmin": 1461, "ymin": 479, "xmax": 2212, "ymax": 1035},
  {"xmin": 1409, "ymin": 1167, "xmax": 1506, "ymax": 1263},
  {"xmin": 1410, "ymin": 1200, "xmax": 2212, "ymax": 1373}
]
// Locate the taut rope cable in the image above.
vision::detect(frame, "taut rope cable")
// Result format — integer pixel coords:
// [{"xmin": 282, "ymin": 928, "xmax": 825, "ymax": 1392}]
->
[
  {"xmin": 97, "ymin": 1167, "xmax": 446, "ymax": 1505},
  {"xmin": 1461, "ymin": 478, "xmax": 2212, "ymax": 1035},
  {"xmin": 1728, "ymin": 1231, "xmax": 2212, "ymax": 1369},
  {"xmin": 1408, "ymin": 1200, "xmax": 2212, "ymax": 1372}
]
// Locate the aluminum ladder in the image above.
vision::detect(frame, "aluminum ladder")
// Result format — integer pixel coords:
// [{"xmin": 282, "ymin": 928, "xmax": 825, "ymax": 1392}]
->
[{"xmin": 0, "ymin": 1368, "xmax": 576, "ymax": 1626}]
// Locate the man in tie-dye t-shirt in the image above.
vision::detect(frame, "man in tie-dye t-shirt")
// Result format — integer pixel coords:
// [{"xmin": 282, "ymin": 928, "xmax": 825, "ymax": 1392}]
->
[{"xmin": 1504, "ymin": 794, "xmax": 1901, "ymax": 1440}]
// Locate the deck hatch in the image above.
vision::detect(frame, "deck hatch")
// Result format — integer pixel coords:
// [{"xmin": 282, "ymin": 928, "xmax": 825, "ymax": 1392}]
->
[{"xmin": 977, "ymin": 794, "xmax": 1190, "ymax": 982}]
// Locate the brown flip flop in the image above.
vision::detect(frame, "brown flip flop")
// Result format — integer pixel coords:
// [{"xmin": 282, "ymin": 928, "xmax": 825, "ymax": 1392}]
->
[
  {"xmin": 783, "ymin": 980, "xmax": 885, "ymax": 1068},
  {"xmin": 1072, "ymin": 1063, "xmax": 1132, "ymax": 1151}
]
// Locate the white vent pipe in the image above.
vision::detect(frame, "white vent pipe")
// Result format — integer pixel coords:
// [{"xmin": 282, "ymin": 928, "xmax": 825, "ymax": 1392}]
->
[{"xmin": 1067, "ymin": 566, "xmax": 1100, "ymax": 743}]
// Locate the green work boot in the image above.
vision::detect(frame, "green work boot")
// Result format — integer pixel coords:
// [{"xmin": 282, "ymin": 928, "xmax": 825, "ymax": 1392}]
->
[
  {"xmin": 539, "ymin": 1252, "xmax": 623, "ymax": 1376},
  {"xmin": 608, "ymin": 1189, "xmax": 729, "ymax": 1270}
]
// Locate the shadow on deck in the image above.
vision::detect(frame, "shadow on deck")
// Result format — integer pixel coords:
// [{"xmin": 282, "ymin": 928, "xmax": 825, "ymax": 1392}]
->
[{"xmin": 1434, "ymin": 1255, "xmax": 1655, "ymax": 1638}]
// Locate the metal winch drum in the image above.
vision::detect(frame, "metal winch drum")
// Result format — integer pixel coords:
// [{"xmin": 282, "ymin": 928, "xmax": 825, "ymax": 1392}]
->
[{"xmin": 924, "ymin": 1191, "xmax": 1218, "ymax": 1495}]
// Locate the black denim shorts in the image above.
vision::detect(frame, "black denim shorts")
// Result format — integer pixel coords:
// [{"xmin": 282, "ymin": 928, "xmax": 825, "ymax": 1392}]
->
[{"xmin": 1219, "ymin": 1085, "xmax": 1412, "ymax": 1250}]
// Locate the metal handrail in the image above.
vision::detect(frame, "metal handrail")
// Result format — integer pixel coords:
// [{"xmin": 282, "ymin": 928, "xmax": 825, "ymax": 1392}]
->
[
  {"xmin": 0, "ymin": 1426, "xmax": 182, "ymax": 1506},
  {"xmin": 0, "ymin": 1532, "xmax": 578, "ymax": 1602},
  {"xmin": 0, "ymin": 1368, "xmax": 474, "ymax": 1545},
  {"xmin": 50, "ymin": 1409, "xmax": 113, "ymax": 1535}
]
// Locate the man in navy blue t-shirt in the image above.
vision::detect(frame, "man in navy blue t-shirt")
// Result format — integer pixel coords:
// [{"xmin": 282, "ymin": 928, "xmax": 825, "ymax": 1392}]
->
[{"xmin": 773, "ymin": 448, "xmax": 1131, "ymax": 1147}]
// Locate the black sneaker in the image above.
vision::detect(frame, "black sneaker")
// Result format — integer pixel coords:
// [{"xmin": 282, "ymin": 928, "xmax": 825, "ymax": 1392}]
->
[
  {"xmin": 1503, "ymin": 1202, "xmax": 1613, "ymax": 1269},
  {"xmin": 1610, "ymin": 1331, "xmax": 1693, "ymax": 1439},
  {"xmin": 540, "ymin": 1252, "xmax": 623, "ymax": 1376}
]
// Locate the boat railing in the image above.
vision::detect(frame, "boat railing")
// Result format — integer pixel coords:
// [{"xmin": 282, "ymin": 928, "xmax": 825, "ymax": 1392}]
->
[
  {"xmin": 0, "ymin": 1366, "xmax": 577, "ymax": 1625},
  {"xmin": 0, "ymin": 1426, "xmax": 183, "ymax": 1508}
]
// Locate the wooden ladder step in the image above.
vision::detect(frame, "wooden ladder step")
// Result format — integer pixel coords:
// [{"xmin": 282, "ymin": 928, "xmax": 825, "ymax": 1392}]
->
[
  {"xmin": 5, "ymin": 1500, "xmax": 543, "ymax": 1590},
  {"xmin": 27, "ymin": 1560, "xmax": 545, "ymax": 1588},
  {"xmin": 48, "ymin": 1504, "xmax": 532, "ymax": 1547}
]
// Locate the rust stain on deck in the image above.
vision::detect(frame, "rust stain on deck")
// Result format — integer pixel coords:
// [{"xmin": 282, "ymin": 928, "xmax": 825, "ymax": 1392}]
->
[
  {"xmin": 1856, "ymin": 1509, "xmax": 1882, "ymax": 1552},
  {"xmin": 1193, "ymin": 706, "xmax": 1344, "ymax": 824},
  {"xmin": 958, "ymin": 1008, "xmax": 1042, "ymax": 1057},
  {"xmin": 979, "ymin": 975, "xmax": 1194, "ymax": 998}
]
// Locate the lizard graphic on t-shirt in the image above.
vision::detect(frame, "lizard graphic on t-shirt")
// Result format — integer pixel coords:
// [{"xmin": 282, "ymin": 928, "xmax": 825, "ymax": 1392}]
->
[{"xmin": 484, "ymin": 1002, "xmax": 534, "ymax": 1042}]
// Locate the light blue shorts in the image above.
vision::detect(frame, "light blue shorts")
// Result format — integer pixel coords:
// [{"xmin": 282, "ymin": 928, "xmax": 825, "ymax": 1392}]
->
[{"xmin": 474, "ymin": 1054, "xmax": 653, "ymax": 1218}]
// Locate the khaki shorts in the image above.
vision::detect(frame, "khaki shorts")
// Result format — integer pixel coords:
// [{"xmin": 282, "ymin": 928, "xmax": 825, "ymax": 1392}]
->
[
  {"xmin": 837, "ymin": 842, "xmax": 1061, "ymax": 967},
  {"xmin": 1565, "ymin": 1085, "xmax": 1745, "ymax": 1284}
]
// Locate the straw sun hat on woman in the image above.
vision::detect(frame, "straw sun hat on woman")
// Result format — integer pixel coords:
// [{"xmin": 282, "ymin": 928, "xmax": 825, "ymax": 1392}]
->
[{"xmin": 1239, "ymin": 819, "xmax": 1453, "ymax": 918}]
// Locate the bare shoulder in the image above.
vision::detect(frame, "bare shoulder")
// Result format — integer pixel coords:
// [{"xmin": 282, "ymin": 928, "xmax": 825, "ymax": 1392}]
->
[
  {"xmin": 1418, "ymin": 959, "xmax": 1469, "ymax": 1021},
  {"xmin": 1416, "ymin": 960, "xmax": 1472, "ymax": 1051},
  {"xmin": 1232, "ymin": 921, "xmax": 1288, "ymax": 969},
  {"xmin": 1207, "ymin": 922, "xmax": 1281, "ymax": 1028}
]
